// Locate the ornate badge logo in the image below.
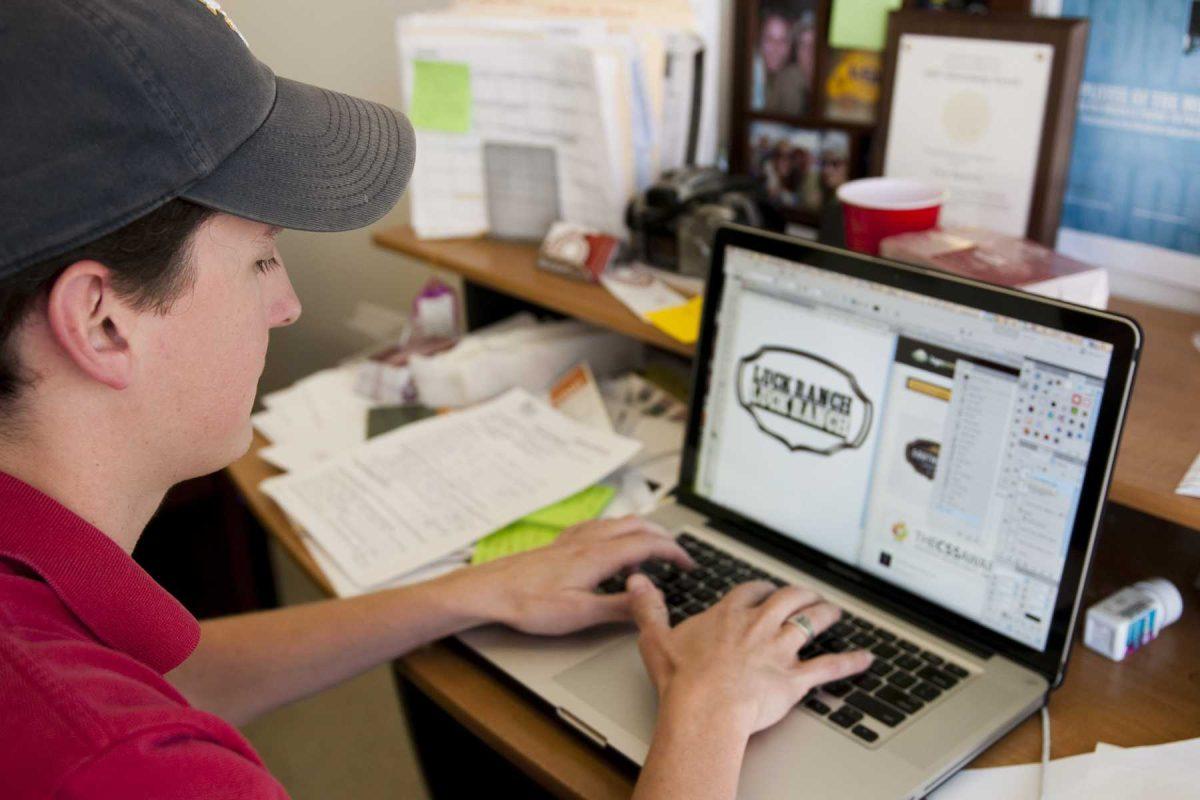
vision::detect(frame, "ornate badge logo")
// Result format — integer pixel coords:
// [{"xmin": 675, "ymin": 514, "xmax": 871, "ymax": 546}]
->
[{"xmin": 736, "ymin": 346, "xmax": 873, "ymax": 456}]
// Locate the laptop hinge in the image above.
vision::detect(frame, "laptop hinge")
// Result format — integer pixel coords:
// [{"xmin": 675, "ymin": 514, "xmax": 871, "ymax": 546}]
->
[{"xmin": 556, "ymin": 707, "xmax": 609, "ymax": 748}]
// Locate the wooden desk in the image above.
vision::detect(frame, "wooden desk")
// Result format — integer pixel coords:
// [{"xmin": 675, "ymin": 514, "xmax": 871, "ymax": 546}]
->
[
  {"xmin": 372, "ymin": 224, "xmax": 1200, "ymax": 533},
  {"xmin": 228, "ymin": 435, "xmax": 1200, "ymax": 798},
  {"xmin": 228, "ymin": 227, "xmax": 1200, "ymax": 795}
]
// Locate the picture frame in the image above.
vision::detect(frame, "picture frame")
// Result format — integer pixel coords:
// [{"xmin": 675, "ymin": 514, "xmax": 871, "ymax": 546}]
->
[
  {"xmin": 731, "ymin": 0, "xmax": 872, "ymax": 227},
  {"xmin": 741, "ymin": 0, "xmax": 827, "ymax": 120},
  {"xmin": 873, "ymin": 11, "xmax": 1088, "ymax": 245},
  {"xmin": 741, "ymin": 120, "xmax": 863, "ymax": 226}
]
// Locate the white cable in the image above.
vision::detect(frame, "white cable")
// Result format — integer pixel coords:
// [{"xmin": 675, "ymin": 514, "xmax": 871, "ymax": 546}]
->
[{"xmin": 1037, "ymin": 704, "xmax": 1051, "ymax": 800}]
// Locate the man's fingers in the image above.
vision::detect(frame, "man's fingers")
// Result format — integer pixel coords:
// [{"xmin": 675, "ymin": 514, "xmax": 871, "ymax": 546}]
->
[
  {"xmin": 626, "ymin": 573, "xmax": 670, "ymax": 633},
  {"xmin": 774, "ymin": 602, "xmax": 840, "ymax": 653},
  {"xmin": 572, "ymin": 591, "xmax": 641, "ymax": 626},
  {"xmin": 567, "ymin": 515, "xmax": 671, "ymax": 543},
  {"xmin": 754, "ymin": 585, "xmax": 822, "ymax": 628},
  {"xmin": 720, "ymin": 579, "xmax": 777, "ymax": 609},
  {"xmin": 595, "ymin": 531, "xmax": 695, "ymax": 573},
  {"xmin": 626, "ymin": 574, "xmax": 673, "ymax": 688},
  {"xmin": 771, "ymin": 600, "xmax": 841, "ymax": 646},
  {"xmin": 793, "ymin": 650, "xmax": 873, "ymax": 692}
]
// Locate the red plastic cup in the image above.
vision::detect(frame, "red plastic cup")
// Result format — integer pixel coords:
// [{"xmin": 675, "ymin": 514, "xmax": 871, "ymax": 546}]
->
[{"xmin": 837, "ymin": 178, "xmax": 946, "ymax": 256}]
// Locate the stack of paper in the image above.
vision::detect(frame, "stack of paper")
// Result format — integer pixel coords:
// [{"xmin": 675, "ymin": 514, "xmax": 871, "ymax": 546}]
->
[
  {"xmin": 396, "ymin": 8, "xmax": 704, "ymax": 239},
  {"xmin": 252, "ymin": 366, "xmax": 382, "ymax": 474},
  {"xmin": 932, "ymin": 737, "xmax": 1200, "ymax": 799},
  {"xmin": 261, "ymin": 389, "xmax": 641, "ymax": 596},
  {"xmin": 600, "ymin": 373, "xmax": 687, "ymax": 511}
]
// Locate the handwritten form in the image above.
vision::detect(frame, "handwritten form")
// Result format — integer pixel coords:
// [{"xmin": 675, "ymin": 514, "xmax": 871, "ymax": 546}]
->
[{"xmin": 261, "ymin": 389, "xmax": 640, "ymax": 588}]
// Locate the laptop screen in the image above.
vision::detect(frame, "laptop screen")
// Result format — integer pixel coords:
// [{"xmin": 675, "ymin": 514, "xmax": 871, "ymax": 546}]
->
[{"xmin": 693, "ymin": 245, "xmax": 1115, "ymax": 652}]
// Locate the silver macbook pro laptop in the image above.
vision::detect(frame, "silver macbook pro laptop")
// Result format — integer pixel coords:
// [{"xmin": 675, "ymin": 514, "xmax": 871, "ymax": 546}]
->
[{"xmin": 459, "ymin": 226, "xmax": 1141, "ymax": 798}]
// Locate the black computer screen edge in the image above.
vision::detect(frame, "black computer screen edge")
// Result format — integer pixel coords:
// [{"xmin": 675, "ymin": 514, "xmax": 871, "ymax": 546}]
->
[{"xmin": 675, "ymin": 224, "xmax": 1142, "ymax": 686}]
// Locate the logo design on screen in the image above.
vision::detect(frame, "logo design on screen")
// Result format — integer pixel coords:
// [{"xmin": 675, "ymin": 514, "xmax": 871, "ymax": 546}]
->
[
  {"xmin": 736, "ymin": 347, "xmax": 873, "ymax": 456},
  {"xmin": 905, "ymin": 439, "xmax": 940, "ymax": 480}
]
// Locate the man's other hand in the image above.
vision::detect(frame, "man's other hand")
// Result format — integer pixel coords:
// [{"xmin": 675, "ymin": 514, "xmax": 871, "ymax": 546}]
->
[{"xmin": 449, "ymin": 516, "xmax": 695, "ymax": 636}]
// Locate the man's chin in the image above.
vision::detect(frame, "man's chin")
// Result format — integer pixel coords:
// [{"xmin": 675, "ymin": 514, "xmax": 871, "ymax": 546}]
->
[
  {"xmin": 232, "ymin": 418, "xmax": 256, "ymax": 461},
  {"xmin": 191, "ymin": 421, "xmax": 256, "ymax": 480}
]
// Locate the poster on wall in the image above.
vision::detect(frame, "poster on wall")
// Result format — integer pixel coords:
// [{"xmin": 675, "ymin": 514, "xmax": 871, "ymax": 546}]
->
[{"xmin": 1047, "ymin": 0, "xmax": 1200, "ymax": 294}]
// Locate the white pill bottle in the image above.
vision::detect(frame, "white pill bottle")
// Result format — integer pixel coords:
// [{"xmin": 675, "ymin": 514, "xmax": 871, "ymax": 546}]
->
[{"xmin": 1083, "ymin": 578, "xmax": 1183, "ymax": 661}]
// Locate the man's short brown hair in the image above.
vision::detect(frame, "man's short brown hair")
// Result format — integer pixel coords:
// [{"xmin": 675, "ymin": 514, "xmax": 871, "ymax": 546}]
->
[{"xmin": 0, "ymin": 199, "xmax": 216, "ymax": 417}]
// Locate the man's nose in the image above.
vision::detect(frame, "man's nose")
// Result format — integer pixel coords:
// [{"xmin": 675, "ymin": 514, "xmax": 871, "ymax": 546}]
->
[{"xmin": 269, "ymin": 280, "xmax": 302, "ymax": 328}]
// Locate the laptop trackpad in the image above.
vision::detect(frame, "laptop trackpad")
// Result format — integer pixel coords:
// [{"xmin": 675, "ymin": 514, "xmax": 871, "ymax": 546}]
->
[{"xmin": 554, "ymin": 637, "xmax": 658, "ymax": 746}]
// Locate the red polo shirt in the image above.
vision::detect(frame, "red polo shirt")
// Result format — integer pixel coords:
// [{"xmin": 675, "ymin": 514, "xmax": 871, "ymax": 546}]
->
[{"xmin": 0, "ymin": 472, "xmax": 289, "ymax": 799}]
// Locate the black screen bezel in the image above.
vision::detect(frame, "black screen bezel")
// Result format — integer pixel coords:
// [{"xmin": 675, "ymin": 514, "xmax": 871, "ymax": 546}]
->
[{"xmin": 678, "ymin": 225, "xmax": 1141, "ymax": 684}]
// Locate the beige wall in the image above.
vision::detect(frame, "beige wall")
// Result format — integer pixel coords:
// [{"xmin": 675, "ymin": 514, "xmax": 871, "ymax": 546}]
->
[
  {"xmin": 220, "ymin": 0, "xmax": 451, "ymax": 395},
  {"xmin": 224, "ymin": 0, "xmax": 1194, "ymax": 384}
]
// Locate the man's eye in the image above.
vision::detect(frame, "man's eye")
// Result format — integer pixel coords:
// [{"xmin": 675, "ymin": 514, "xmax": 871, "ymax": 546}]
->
[{"xmin": 255, "ymin": 256, "xmax": 280, "ymax": 273}]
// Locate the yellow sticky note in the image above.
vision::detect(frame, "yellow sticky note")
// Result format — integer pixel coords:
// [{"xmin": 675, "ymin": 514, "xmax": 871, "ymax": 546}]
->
[
  {"xmin": 471, "ymin": 485, "xmax": 615, "ymax": 565},
  {"xmin": 828, "ymin": 0, "xmax": 903, "ymax": 52},
  {"xmin": 409, "ymin": 61, "xmax": 471, "ymax": 133},
  {"xmin": 646, "ymin": 296, "xmax": 703, "ymax": 345}
]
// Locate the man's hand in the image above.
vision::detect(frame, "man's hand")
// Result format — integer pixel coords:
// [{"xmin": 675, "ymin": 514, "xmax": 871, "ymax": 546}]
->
[
  {"xmin": 445, "ymin": 516, "xmax": 695, "ymax": 636},
  {"xmin": 630, "ymin": 574, "xmax": 872, "ymax": 741},
  {"xmin": 170, "ymin": 516, "xmax": 689, "ymax": 726}
]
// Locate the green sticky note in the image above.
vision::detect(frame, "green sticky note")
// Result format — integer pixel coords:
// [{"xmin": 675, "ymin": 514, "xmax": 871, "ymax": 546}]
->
[
  {"xmin": 470, "ymin": 485, "xmax": 615, "ymax": 565},
  {"xmin": 523, "ymin": 485, "xmax": 615, "ymax": 529},
  {"xmin": 828, "ymin": 0, "xmax": 903, "ymax": 52},
  {"xmin": 472, "ymin": 522, "xmax": 561, "ymax": 565},
  {"xmin": 409, "ymin": 60, "xmax": 472, "ymax": 133}
]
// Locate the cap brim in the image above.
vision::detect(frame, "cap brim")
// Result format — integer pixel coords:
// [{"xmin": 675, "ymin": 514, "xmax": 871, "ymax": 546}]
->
[{"xmin": 182, "ymin": 77, "xmax": 415, "ymax": 232}]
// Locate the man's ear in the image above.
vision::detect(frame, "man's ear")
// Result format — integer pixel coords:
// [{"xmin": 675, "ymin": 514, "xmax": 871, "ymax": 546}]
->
[{"xmin": 45, "ymin": 260, "xmax": 135, "ymax": 391}]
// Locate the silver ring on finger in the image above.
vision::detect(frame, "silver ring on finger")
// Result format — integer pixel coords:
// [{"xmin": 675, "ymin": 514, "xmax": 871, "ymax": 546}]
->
[{"xmin": 786, "ymin": 612, "xmax": 815, "ymax": 642}]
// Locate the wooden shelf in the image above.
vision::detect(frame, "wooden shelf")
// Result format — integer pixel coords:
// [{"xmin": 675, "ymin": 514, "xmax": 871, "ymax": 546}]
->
[
  {"xmin": 374, "ymin": 224, "xmax": 1200, "ymax": 533},
  {"xmin": 371, "ymin": 226, "xmax": 694, "ymax": 357}
]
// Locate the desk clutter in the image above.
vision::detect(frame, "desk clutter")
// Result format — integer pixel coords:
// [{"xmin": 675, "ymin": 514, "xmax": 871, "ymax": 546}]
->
[
  {"xmin": 397, "ymin": 3, "xmax": 707, "ymax": 240},
  {"xmin": 253, "ymin": 313, "xmax": 687, "ymax": 597}
]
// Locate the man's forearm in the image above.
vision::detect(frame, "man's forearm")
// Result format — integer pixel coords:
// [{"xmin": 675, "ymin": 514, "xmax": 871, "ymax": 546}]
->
[
  {"xmin": 634, "ymin": 688, "xmax": 751, "ymax": 800},
  {"xmin": 167, "ymin": 568, "xmax": 492, "ymax": 725}
]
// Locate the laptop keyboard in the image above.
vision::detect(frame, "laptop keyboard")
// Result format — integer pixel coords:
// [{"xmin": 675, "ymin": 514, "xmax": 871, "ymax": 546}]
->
[{"xmin": 597, "ymin": 531, "xmax": 972, "ymax": 746}]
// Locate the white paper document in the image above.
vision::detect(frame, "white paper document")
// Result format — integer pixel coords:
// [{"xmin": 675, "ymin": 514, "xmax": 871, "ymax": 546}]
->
[
  {"xmin": 261, "ymin": 389, "xmax": 641, "ymax": 588},
  {"xmin": 933, "ymin": 737, "xmax": 1200, "ymax": 799},
  {"xmin": 601, "ymin": 265, "xmax": 687, "ymax": 320},
  {"xmin": 1176, "ymin": 450, "xmax": 1200, "ymax": 497},
  {"xmin": 302, "ymin": 527, "xmax": 470, "ymax": 598},
  {"xmin": 252, "ymin": 366, "xmax": 380, "ymax": 472},
  {"xmin": 397, "ymin": 17, "xmax": 634, "ymax": 238},
  {"xmin": 883, "ymin": 34, "xmax": 1053, "ymax": 236}
]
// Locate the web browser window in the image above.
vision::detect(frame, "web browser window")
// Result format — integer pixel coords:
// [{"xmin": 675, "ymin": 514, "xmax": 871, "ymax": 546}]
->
[{"xmin": 696, "ymin": 246, "xmax": 1113, "ymax": 651}]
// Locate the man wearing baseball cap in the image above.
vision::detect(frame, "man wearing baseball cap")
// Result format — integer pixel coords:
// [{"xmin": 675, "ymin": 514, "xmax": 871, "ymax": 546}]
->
[{"xmin": 0, "ymin": 2, "xmax": 868, "ymax": 797}]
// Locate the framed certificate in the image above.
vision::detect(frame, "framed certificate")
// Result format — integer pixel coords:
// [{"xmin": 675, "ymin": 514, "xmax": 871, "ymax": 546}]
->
[{"xmin": 874, "ymin": 12, "xmax": 1088, "ymax": 246}]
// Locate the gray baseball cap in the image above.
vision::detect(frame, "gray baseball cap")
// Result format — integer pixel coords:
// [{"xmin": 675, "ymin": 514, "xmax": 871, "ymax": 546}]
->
[{"xmin": 0, "ymin": 0, "xmax": 416, "ymax": 279}]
